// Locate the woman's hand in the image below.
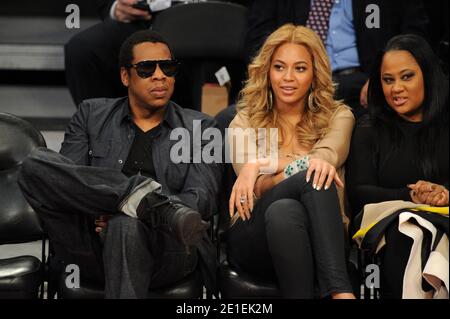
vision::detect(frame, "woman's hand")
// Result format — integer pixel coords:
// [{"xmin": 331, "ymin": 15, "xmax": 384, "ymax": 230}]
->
[
  {"xmin": 408, "ymin": 181, "xmax": 449, "ymax": 206},
  {"xmin": 306, "ymin": 158, "xmax": 344, "ymax": 190},
  {"xmin": 229, "ymin": 162, "xmax": 260, "ymax": 221}
]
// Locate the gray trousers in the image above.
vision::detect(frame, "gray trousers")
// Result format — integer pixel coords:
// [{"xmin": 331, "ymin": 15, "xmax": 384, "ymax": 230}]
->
[{"xmin": 18, "ymin": 148, "xmax": 197, "ymax": 299}]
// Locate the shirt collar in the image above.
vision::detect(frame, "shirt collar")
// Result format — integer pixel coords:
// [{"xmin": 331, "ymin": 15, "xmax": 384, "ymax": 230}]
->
[
  {"xmin": 120, "ymin": 97, "xmax": 133, "ymax": 123},
  {"xmin": 162, "ymin": 101, "xmax": 177, "ymax": 130},
  {"xmin": 120, "ymin": 98, "xmax": 177, "ymax": 129}
]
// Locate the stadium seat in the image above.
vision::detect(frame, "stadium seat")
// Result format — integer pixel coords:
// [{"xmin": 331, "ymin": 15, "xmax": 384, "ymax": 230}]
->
[{"xmin": 0, "ymin": 112, "xmax": 47, "ymax": 298}]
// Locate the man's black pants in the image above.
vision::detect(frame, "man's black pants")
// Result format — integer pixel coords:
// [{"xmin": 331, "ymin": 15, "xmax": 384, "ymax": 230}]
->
[{"xmin": 18, "ymin": 148, "xmax": 197, "ymax": 298}]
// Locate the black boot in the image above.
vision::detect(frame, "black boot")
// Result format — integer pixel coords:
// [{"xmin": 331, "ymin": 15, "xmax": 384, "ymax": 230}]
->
[{"xmin": 136, "ymin": 192, "xmax": 209, "ymax": 247}]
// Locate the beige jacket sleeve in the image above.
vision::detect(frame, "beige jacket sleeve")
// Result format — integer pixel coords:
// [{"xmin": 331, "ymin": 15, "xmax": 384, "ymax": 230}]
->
[
  {"xmin": 228, "ymin": 106, "xmax": 355, "ymax": 176},
  {"xmin": 308, "ymin": 106, "xmax": 355, "ymax": 168},
  {"xmin": 228, "ymin": 111, "xmax": 256, "ymax": 176}
]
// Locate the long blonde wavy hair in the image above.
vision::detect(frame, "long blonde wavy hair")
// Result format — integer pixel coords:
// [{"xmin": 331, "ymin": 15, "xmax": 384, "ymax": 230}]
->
[{"xmin": 237, "ymin": 24, "xmax": 348, "ymax": 148}]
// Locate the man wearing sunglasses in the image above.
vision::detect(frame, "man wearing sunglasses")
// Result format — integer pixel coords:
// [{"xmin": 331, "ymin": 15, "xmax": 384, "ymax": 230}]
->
[{"xmin": 18, "ymin": 30, "xmax": 221, "ymax": 298}]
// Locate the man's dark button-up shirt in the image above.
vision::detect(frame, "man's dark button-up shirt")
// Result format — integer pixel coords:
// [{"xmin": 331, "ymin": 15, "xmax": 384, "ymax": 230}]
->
[{"xmin": 60, "ymin": 97, "xmax": 222, "ymax": 219}]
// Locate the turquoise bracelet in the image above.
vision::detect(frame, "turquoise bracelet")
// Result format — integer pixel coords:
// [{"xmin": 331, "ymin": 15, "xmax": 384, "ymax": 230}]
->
[{"xmin": 283, "ymin": 156, "xmax": 310, "ymax": 179}]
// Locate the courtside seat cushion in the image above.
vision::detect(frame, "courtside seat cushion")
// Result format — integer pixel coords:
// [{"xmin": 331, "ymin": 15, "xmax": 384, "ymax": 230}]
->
[
  {"xmin": 219, "ymin": 261, "xmax": 280, "ymax": 298},
  {"xmin": 58, "ymin": 267, "xmax": 203, "ymax": 299},
  {"xmin": 0, "ymin": 255, "xmax": 42, "ymax": 298}
]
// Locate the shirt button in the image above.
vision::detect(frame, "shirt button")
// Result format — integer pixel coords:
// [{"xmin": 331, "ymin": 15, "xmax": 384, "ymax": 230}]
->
[
  {"xmin": 335, "ymin": 0, "xmax": 340, "ymax": 3},
  {"xmin": 118, "ymin": 159, "xmax": 123, "ymax": 164},
  {"xmin": 332, "ymin": 31, "xmax": 336, "ymax": 35},
  {"xmin": 88, "ymin": 150, "xmax": 93, "ymax": 155}
]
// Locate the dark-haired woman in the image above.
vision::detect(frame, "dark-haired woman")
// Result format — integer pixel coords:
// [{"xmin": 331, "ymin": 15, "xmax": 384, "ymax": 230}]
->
[{"xmin": 346, "ymin": 34, "xmax": 448, "ymax": 299}]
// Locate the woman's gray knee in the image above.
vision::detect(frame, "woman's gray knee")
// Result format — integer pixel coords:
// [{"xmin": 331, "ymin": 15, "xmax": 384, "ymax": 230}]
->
[
  {"xmin": 264, "ymin": 199, "xmax": 309, "ymax": 227},
  {"xmin": 284, "ymin": 171, "xmax": 314, "ymax": 191}
]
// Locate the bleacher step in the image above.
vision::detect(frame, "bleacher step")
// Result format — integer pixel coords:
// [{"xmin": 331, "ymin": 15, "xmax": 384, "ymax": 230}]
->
[
  {"xmin": 0, "ymin": 85, "xmax": 75, "ymax": 130},
  {"xmin": 0, "ymin": 16, "xmax": 98, "ymax": 71}
]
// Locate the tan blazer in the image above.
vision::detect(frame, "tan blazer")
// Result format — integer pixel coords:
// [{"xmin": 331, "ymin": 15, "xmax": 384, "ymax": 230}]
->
[{"xmin": 228, "ymin": 106, "xmax": 355, "ymax": 228}]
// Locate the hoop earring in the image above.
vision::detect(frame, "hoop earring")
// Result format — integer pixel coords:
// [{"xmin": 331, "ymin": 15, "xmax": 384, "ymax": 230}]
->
[
  {"xmin": 267, "ymin": 89, "xmax": 274, "ymax": 111},
  {"xmin": 308, "ymin": 88, "xmax": 319, "ymax": 113}
]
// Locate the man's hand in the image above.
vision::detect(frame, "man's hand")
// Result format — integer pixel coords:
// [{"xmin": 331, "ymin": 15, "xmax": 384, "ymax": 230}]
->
[
  {"xmin": 114, "ymin": 0, "xmax": 152, "ymax": 23},
  {"xmin": 95, "ymin": 214, "xmax": 113, "ymax": 234}
]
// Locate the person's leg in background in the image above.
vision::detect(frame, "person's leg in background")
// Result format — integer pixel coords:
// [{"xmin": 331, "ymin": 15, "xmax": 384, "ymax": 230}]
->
[{"xmin": 65, "ymin": 20, "xmax": 147, "ymax": 106}]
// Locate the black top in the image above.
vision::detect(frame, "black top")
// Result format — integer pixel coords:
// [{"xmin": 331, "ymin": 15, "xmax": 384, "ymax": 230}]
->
[
  {"xmin": 346, "ymin": 115, "xmax": 449, "ymax": 217},
  {"xmin": 122, "ymin": 123, "xmax": 159, "ymax": 179}
]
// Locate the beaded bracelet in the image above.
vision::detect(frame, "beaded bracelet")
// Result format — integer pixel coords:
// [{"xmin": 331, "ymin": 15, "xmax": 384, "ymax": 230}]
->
[{"xmin": 283, "ymin": 156, "xmax": 310, "ymax": 179}]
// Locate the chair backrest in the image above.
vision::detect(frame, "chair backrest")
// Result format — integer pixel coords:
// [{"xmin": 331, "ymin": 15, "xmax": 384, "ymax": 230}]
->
[
  {"xmin": 213, "ymin": 105, "xmax": 237, "ymax": 239},
  {"xmin": 152, "ymin": 1, "xmax": 248, "ymax": 60},
  {"xmin": 0, "ymin": 112, "xmax": 46, "ymax": 244}
]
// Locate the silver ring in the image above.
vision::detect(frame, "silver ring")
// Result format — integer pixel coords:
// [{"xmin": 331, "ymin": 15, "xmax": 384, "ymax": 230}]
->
[{"xmin": 240, "ymin": 195, "xmax": 247, "ymax": 204}]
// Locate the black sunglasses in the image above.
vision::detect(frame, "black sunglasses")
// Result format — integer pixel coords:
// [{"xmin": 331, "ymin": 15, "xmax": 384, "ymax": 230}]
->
[{"xmin": 128, "ymin": 59, "xmax": 180, "ymax": 78}]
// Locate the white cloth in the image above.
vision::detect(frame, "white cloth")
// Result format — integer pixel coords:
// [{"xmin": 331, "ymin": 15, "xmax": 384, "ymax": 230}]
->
[
  {"xmin": 110, "ymin": 0, "xmax": 206, "ymax": 21},
  {"xmin": 398, "ymin": 212, "xmax": 449, "ymax": 299}
]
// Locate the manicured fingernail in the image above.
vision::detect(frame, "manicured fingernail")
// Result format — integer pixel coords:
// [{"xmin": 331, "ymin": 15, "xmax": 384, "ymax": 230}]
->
[
  {"xmin": 313, "ymin": 184, "xmax": 317, "ymax": 189},
  {"xmin": 306, "ymin": 177, "xmax": 310, "ymax": 183},
  {"xmin": 317, "ymin": 186, "xmax": 321, "ymax": 191},
  {"xmin": 325, "ymin": 186, "xmax": 329, "ymax": 190}
]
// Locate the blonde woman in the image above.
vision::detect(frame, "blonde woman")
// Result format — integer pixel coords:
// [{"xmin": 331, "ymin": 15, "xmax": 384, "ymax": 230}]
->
[{"xmin": 227, "ymin": 24, "xmax": 355, "ymax": 299}]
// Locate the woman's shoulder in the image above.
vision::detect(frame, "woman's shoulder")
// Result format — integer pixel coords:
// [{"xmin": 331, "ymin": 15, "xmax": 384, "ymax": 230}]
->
[
  {"xmin": 332, "ymin": 104, "xmax": 355, "ymax": 122},
  {"xmin": 229, "ymin": 109, "xmax": 251, "ymax": 129},
  {"xmin": 328, "ymin": 104, "xmax": 355, "ymax": 130}
]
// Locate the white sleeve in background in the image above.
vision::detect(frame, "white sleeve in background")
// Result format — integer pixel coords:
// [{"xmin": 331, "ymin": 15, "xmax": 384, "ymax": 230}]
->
[
  {"xmin": 149, "ymin": 0, "xmax": 172, "ymax": 12},
  {"xmin": 109, "ymin": 1, "xmax": 119, "ymax": 20}
]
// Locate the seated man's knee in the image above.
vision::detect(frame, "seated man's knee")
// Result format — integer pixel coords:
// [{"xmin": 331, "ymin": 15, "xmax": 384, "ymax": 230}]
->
[
  {"xmin": 64, "ymin": 23, "xmax": 107, "ymax": 65},
  {"xmin": 65, "ymin": 32, "xmax": 91, "ymax": 64}
]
